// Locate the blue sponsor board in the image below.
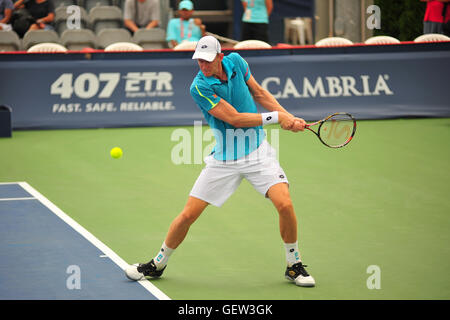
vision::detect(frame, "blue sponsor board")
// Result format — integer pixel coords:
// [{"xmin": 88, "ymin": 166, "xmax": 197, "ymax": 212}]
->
[{"xmin": 0, "ymin": 45, "xmax": 449, "ymax": 130}]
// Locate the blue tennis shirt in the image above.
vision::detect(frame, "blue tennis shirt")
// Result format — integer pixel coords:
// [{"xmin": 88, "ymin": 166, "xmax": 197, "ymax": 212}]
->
[
  {"xmin": 166, "ymin": 18, "xmax": 203, "ymax": 44},
  {"xmin": 190, "ymin": 52, "xmax": 265, "ymax": 161},
  {"xmin": 242, "ymin": 0, "xmax": 269, "ymax": 24}
]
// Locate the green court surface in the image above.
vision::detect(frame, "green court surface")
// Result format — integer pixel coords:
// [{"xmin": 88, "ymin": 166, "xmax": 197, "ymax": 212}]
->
[{"xmin": 1, "ymin": 118, "xmax": 449, "ymax": 300}]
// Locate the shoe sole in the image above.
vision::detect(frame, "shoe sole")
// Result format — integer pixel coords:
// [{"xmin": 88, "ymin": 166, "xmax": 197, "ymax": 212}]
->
[{"xmin": 285, "ymin": 275, "xmax": 316, "ymax": 287}]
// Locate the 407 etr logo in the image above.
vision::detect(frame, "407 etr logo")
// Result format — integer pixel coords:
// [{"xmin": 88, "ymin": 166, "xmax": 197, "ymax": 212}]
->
[{"xmin": 50, "ymin": 72, "xmax": 174, "ymax": 99}]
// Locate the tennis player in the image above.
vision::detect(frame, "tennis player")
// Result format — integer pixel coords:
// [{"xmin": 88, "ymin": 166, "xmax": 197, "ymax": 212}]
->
[{"xmin": 127, "ymin": 36, "xmax": 315, "ymax": 287}]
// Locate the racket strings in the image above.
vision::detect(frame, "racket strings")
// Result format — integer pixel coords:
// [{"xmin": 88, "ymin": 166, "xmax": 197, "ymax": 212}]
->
[{"xmin": 319, "ymin": 115, "xmax": 355, "ymax": 147}]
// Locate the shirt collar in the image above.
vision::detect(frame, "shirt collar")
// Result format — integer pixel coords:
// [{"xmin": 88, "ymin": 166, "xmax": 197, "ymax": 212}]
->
[{"xmin": 200, "ymin": 56, "xmax": 237, "ymax": 86}]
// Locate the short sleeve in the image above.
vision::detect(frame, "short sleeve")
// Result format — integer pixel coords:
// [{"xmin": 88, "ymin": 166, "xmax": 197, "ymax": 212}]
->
[
  {"xmin": 151, "ymin": 0, "xmax": 160, "ymax": 21},
  {"xmin": 4, "ymin": 0, "xmax": 14, "ymax": 10},
  {"xmin": 190, "ymin": 82, "xmax": 221, "ymax": 112},
  {"xmin": 191, "ymin": 24, "xmax": 203, "ymax": 41},
  {"xmin": 47, "ymin": 0, "xmax": 55, "ymax": 13},
  {"xmin": 228, "ymin": 52, "xmax": 252, "ymax": 82},
  {"xmin": 123, "ymin": 0, "xmax": 134, "ymax": 20},
  {"xmin": 166, "ymin": 19, "xmax": 177, "ymax": 41}
]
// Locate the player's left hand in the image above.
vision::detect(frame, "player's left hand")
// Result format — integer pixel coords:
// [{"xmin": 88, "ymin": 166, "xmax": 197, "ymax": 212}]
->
[{"xmin": 290, "ymin": 118, "xmax": 306, "ymax": 132}]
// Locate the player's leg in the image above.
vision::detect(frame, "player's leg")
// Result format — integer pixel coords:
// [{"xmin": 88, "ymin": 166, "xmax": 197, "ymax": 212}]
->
[
  {"xmin": 241, "ymin": 22, "xmax": 251, "ymax": 41},
  {"xmin": 125, "ymin": 196, "xmax": 208, "ymax": 281},
  {"xmin": 240, "ymin": 141, "xmax": 312, "ymax": 284},
  {"xmin": 266, "ymin": 182, "xmax": 315, "ymax": 287},
  {"xmin": 164, "ymin": 196, "xmax": 209, "ymax": 249},
  {"xmin": 125, "ymin": 154, "xmax": 243, "ymax": 281},
  {"xmin": 266, "ymin": 182, "xmax": 297, "ymax": 244},
  {"xmin": 149, "ymin": 196, "xmax": 209, "ymax": 271}
]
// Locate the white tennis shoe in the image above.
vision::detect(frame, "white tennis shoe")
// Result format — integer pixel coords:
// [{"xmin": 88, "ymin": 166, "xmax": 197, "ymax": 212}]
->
[
  {"xmin": 285, "ymin": 262, "xmax": 316, "ymax": 287},
  {"xmin": 125, "ymin": 259, "xmax": 166, "ymax": 281}
]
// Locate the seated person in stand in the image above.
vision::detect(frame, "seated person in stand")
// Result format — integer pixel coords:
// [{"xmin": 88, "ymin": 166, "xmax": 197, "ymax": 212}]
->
[
  {"xmin": 166, "ymin": 0, "xmax": 205, "ymax": 48},
  {"xmin": 0, "ymin": 0, "xmax": 14, "ymax": 31},
  {"xmin": 123, "ymin": 0, "xmax": 160, "ymax": 34},
  {"xmin": 14, "ymin": 0, "xmax": 55, "ymax": 31}
]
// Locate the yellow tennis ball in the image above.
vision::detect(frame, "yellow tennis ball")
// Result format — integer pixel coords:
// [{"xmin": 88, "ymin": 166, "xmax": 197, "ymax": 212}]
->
[{"xmin": 110, "ymin": 147, "xmax": 123, "ymax": 159}]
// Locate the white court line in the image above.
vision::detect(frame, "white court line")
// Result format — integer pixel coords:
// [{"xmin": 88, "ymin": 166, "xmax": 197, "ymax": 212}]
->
[
  {"xmin": 0, "ymin": 197, "xmax": 35, "ymax": 201},
  {"xmin": 16, "ymin": 181, "xmax": 171, "ymax": 300}
]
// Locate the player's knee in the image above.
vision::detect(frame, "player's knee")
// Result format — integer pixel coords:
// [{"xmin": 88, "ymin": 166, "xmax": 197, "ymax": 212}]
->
[
  {"xmin": 275, "ymin": 200, "xmax": 294, "ymax": 215},
  {"xmin": 177, "ymin": 210, "xmax": 199, "ymax": 226}
]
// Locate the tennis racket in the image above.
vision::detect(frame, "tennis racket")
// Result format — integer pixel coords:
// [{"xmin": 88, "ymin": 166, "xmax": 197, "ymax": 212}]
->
[
  {"xmin": 305, "ymin": 112, "xmax": 356, "ymax": 148},
  {"xmin": 206, "ymin": 32, "xmax": 239, "ymax": 45}
]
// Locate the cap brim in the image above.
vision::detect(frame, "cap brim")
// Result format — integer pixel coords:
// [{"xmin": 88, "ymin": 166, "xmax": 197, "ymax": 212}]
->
[
  {"xmin": 179, "ymin": 3, "xmax": 193, "ymax": 10},
  {"xmin": 192, "ymin": 51, "xmax": 217, "ymax": 62}
]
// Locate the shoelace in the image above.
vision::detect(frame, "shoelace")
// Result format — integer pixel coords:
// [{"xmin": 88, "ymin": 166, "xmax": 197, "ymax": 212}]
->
[
  {"xmin": 138, "ymin": 261, "xmax": 155, "ymax": 274},
  {"xmin": 293, "ymin": 263, "xmax": 310, "ymax": 277}
]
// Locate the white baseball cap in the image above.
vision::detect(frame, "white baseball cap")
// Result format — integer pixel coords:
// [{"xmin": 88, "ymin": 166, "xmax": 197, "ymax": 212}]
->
[{"xmin": 192, "ymin": 36, "xmax": 221, "ymax": 62}]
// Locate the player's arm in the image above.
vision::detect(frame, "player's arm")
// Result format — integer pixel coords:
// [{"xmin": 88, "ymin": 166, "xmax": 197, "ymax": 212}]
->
[
  {"xmin": 246, "ymin": 75, "xmax": 306, "ymax": 130},
  {"xmin": 124, "ymin": 19, "xmax": 139, "ymax": 33},
  {"xmin": 14, "ymin": 0, "xmax": 25, "ymax": 9},
  {"xmin": 194, "ymin": 18, "xmax": 207, "ymax": 36},
  {"xmin": 208, "ymin": 98, "xmax": 294, "ymax": 129},
  {"xmin": 166, "ymin": 20, "xmax": 178, "ymax": 48},
  {"xmin": 145, "ymin": 20, "xmax": 159, "ymax": 29},
  {"xmin": 36, "ymin": 12, "xmax": 55, "ymax": 25},
  {"xmin": 0, "ymin": 8, "xmax": 12, "ymax": 24},
  {"xmin": 266, "ymin": 0, "xmax": 273, "ymax": 16},
  {"xmin": 246, "ymin": 75, "xmax": 289, "ymax": 113}
]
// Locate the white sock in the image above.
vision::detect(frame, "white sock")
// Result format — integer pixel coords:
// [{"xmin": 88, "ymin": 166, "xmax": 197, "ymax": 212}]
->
[
  {"xmin": 153, "ymin": 242, "xmax": 174, "ymax": 270},
  {"xmin": 284, "ymin": 242, "xmax": 301, "ymax": 267}
]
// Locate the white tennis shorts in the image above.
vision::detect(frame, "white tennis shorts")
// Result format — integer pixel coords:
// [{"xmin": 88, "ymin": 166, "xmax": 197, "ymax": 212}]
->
[{"xmin": 189, "ymin": 140, "xmax": 289, "ymax": 207}]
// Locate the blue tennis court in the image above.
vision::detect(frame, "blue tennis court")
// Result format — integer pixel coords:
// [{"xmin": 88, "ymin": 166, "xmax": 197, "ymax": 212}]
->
[{"xmin": 0, "ymin": 182, "xmax": 169, "ymax": 300}]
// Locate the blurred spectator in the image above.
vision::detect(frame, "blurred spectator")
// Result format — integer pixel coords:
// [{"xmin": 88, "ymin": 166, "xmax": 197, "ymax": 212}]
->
[
  {"xmin": 166, "ymin": 0, "xmax": 205, "ymax": 48},
  {"xmin": 421, "ymin": 0, "xmax": 450, "ymax": 35},
  {"xmin": 0, "ymin": 0, "xmax": 14, "ymax": 31},
  {"xmin": 12, "ymin": 0, "xmax": 55, "ymax": 33},
  {"xmin": 123, "ymin": 0, "xmax": 160, "ymax": 34},
  {"xmin": 443, "ymin": 1, "xmax": 450, "ymax": 36},
  {"xmin": 241, "ymin": 0, "xmax": 272, "ymax": 42}
]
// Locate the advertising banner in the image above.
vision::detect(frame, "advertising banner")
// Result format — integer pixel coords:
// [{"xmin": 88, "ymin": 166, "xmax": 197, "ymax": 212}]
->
[{"xmin": 1, "ymin": 49, "xmax": 449, "ymax": 129}]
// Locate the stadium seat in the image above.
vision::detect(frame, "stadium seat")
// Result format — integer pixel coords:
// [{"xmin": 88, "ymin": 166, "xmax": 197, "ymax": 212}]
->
[
  {"xmin": 284, "ymin": 17, "xmax": 313, "ymax": 45},
  {"xmin": 364, "ymin": 35, "xmax": 400, "ymax": 45},
  {"xmin": 132, "ymin": 28, "xmax": 166, "ymax": 49},
  {"xmin": 89, "ymin": 5, "xmax": 123, "ymax": 34},
  {"xmin": 104, "ymin": 42, "xmax": 143, "ymax": 52},
  {"xmin": 233, "ymin": 40, "xmax": 272, "ymax": 49},
  {"xmin": 173, "ymin": 41, "xmax": 197, "ymax": 50},
  {"xmin": 22, "ymin": 30, "xmax": 60, "ymax": 50},
  {"xmin": 55, "ymin": 6, "xmax": 89, "ymax": 35},
  {"xmin": 97, "ymin": 28, "xmax": 132, "ymax": 49},
  {"xmin": 315, "ymin": 37, "xmax": 353, "ymax": 47},
  {"xmin": 112, "ymin": 0, "xmax": 125, "ymax": 8},
  {"xmin": 82, "ymin": 0, "xmax": 114, "ymax": 12},
  {"xmin": 53, "ymin": 0, "xmax": 77, "ymax": 8},
  {"xmin": 414, "ymin": 33, "xmax": 450, "ymax": 42},
  {"xmin": 27, "ymin": 42, "xmax": 68, "ymax": 53},
  {"xmin": 61, "ymin": 29, "xmax": 97, "ymax": 50},
  {"xmin": 159, "ymin": 0, "xmax": 172, "ymax": 32},
  {"xmin": 0, "ymin": 30, "xmax": 22, "ymax": 51}
]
